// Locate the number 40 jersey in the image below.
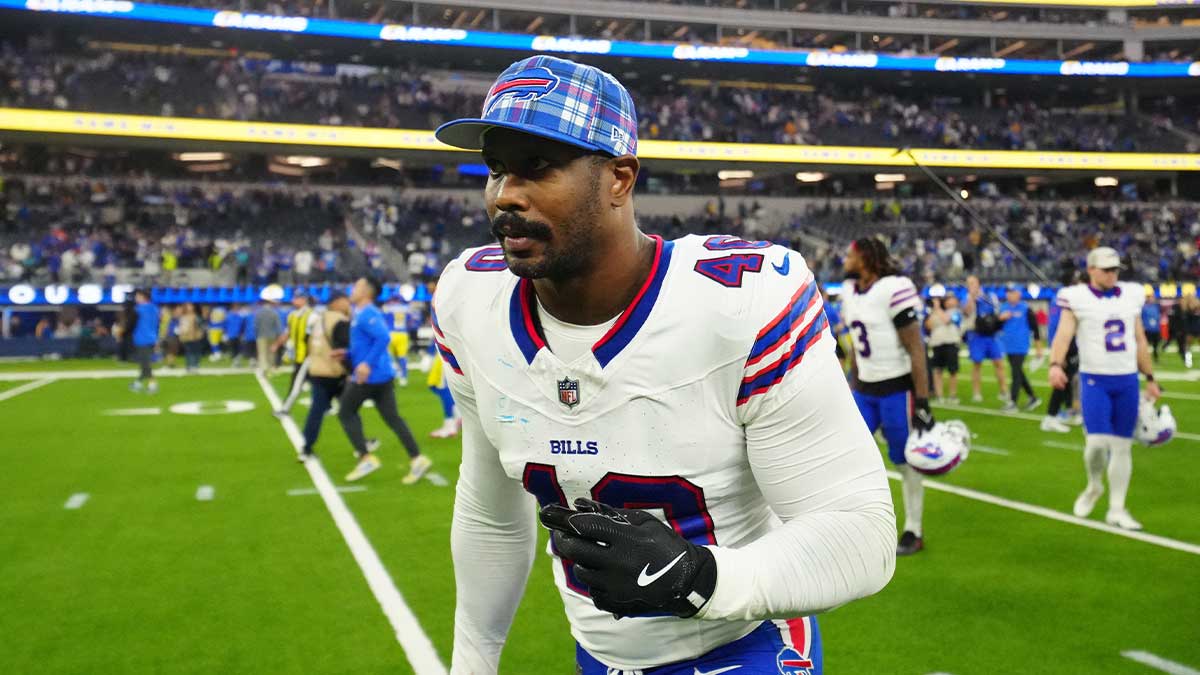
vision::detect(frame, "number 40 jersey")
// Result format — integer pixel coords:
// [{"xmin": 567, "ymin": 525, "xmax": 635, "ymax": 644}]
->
[
  {"xmin": 1056, "ymin": 282, "xmax": 1145, "ymax": 375},
  {"xmin": 433, "ymin": 234, "xmax": 894, "ymax": 673}
]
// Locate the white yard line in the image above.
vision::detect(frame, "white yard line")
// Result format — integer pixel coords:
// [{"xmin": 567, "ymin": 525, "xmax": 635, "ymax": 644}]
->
[
  {"xmin": 103, "ymin": 407, "xmax": 162, "ymax": 416},
  {"xmin": 933, "ymin": 401, "xmax": 1200, "ymax": 443},
  {"xmin": 0, "ymin": 378, "xmax": 53, "ymax": 402},
  {"xmin": 1121, "ymin": 650, "xmax": 1200, "ymax": 675},
  {"xmin": 886, "ymin": 471, "xmax": 1200, "ymax": 556},
  {"xmin": 286, "ymin": 486, "xmax": 369, "ymax": 497},
  {"xmin": 972, "ymin": 445, "xmax": 1010, "ymax": 456},
  {"xmin": 63, "ymin": 492, "xmax": 89, "ymax": 509},
  {"xmin": 195, "ymin": 485, "xmax": 215, "ymax": 501},
  {"xmin": 1042, "ymin": 440, "xmax": 1082, "ymax": 451},
  {"xmin": 255, "ymin": 372, "xmax": 446, "ymax": 675}
]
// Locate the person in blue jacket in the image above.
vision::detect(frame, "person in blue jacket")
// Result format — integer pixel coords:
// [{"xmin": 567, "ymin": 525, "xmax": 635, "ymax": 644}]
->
[
  {"xmin": 1142, "ymin": 291, "xmax": 1162, "ymax": 362},
  {"xmin": 999, "ymin": 283, "xmax": 1042, "ymax": 412},
  {"xmin": 338, "ymin": 277, "xmax": 432, "ymax": 484},
  {"xmin": 130, "ymin": 289, "xmax": 160, "ymax": 393}
]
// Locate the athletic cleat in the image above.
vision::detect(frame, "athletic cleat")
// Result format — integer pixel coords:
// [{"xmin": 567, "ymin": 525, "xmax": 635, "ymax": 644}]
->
[
  {"xmin": 346, "ymin": 453, "xmax": 381, "ymax": 481},
  {"xmin": 1186, "ymin": 352, "xmax": 1193, "ymax": 369},
  {"xmin": 147, "ymin": 382, "xmax": 158, "ymax": 394},
  {"xmin": 130, "ymin": 381, "xmax": 144, "ymax": 393},
  {"xmin": 1105, "ymin": 509, "xmax": 1143, "ymax": 531},
  {"xmin": 896, "ymin": 531, "xmax": 924, "ymax": 556},
  {"xmin": 401, "ymin": 454, "xmax": 434, "ymax": 485},
  {"xmin": 365, "ymin": 438, "xmax": 382, "ymax": 454},
  {"xmin": 430, "ymin": 419, "xmax": 461, "ymax": 439},
  {"xmin": 997, "ymin": 392, "xmax": 1009, "ymax": 403},
  {"xmin": 1001, "ymin": 401, "xmax": 1017, "ymax": 412},
  {"xmin": 273, "ymin": 409, "xmax": 289, "ymax": 419},
  {"xmin": 1040, "ymin": 416, "xmax": 1071, "ymax": 433},
  {"xmin": 946, "ymin": 396, "xmax": 960, "ymax": 405},
  {"xmin": 1073, "ymin": 485, "xmax": 1104, "ymax": 518},
  {"xmin": 1066, "ymin": 413, "xmax": 1083, "ymax": 426},
  {"xmin": 971, "ymin": 393, "xmax": 983, "ymax": 403},
  {"xmin": 297, "ymin": 450, "xmax": 315, "ymax": 463},
  {"xmin": 1022, "ymin": 396, "xmax": 1042, "ymax": 412}
]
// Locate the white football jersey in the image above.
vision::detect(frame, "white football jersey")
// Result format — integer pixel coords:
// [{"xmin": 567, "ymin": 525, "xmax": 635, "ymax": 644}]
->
[
  {"xmin": 434, "ymin": 234, "xmax": 892, "ymax": 671},
  {"xmin": 1056, "ymin": 282, "xmax": 1144, "ymax": 375},
  {"xmin": 840, "ymin": 275, "xmax": 922, "ymax": 383}
]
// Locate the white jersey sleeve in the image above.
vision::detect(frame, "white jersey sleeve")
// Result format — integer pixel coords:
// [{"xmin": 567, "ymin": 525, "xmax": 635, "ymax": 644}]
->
[
  {"xmin": 696, "ymin": 247, "xmax": 896, "ymax": 620},
  {"xmin": 842, "ymin": 275, "xmax": 920, "ymax": 383},
  {"xmin": 1057, "ymin": 282, "xmax": 1144, "ymax": 375},
  {"xmin": 435, "ymin": 255, "xmax": 538, "ymax": 675}
]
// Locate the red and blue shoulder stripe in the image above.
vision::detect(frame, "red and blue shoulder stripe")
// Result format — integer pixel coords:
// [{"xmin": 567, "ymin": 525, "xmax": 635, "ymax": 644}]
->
[{"xmin": 738, "ymin": 278, "xmax": 828, "ymax": 406}]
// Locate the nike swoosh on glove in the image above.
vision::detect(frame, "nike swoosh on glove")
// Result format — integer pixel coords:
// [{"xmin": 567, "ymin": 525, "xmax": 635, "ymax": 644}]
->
[
  {"xmin": 539, "ymin": 498, "xmax": 717, "ymax": 620},
  {"xmin": 912, "ymin": 397, "xmax": 935, "ymax": 433}
]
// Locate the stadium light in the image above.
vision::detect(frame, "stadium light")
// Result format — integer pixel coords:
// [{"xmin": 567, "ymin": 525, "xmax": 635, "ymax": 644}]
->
[
  {"xmin": 960, "ymin": 189, "xmax": 969, "ymax": 199},
  {"xmin": 718, "ymin": 170, "xmax": 755, "ymax": 181},
  {"xmin": 875, "ymin": 173, "xmax": 906, "ymax": 183},
  {"xmin": 1094, "ymin": 176, "xmax": 1119, "ymax": 187},
  {"xmin": 173, "ymin": 152, "xmax": 229, "ymax": 162},
  {"xmin": 281, "ymin": 155, "xmax": 331, "ymax": 168},
  {"xmin": 795, "ymin": 172, "xmax": 827, "ymax": 183}
]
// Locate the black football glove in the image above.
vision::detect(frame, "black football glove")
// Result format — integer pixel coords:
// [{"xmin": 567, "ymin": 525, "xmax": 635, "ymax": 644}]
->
[
  {"xmin": 539, "ymin": 498, "xmax": 717, "ymax": 620},
  {"xmin": 912, "ymin": 397, "xmax": 935, "ymax": 433}
]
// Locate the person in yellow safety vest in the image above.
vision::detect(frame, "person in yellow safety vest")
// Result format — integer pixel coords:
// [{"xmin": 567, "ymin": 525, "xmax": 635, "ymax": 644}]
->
[{"xmin": 275, "ymin": 290, "xmax": 316, "ymax": 416}]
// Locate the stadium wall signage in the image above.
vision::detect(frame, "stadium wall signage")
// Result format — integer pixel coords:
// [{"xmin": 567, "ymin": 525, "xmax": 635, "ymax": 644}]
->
[
  {"xmin": 4, "ymin": 0, "xmax": 1199, "ymax": 79},
  {"xmin": 3, "ymin": 109, "xmax": 1200, "ymax": 172}
]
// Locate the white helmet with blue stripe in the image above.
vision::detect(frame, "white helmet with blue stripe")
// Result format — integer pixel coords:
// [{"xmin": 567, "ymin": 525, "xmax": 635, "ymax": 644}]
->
[
  {"xmin": 904, "ymin": 420, "xmax": 971, "ymax": 476},
  {"xmin": 1135, "ymin": 398, "xmax": 1176, "ymax": 447}
]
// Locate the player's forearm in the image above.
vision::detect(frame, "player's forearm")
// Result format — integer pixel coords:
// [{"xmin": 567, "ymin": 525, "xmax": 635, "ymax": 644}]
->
[
  {"xmin": 696, "ymin": 503, "xmax": 896, "ymax": 620},
  {"xmin": 449, "ymin": 492, "xmax": 536, "ymax": 675}
]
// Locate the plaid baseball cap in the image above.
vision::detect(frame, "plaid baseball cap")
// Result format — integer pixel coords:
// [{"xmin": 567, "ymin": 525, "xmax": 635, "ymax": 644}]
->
[{"xmin": 435, "ymin": 55, "xmax": 637, "ymax": 157}]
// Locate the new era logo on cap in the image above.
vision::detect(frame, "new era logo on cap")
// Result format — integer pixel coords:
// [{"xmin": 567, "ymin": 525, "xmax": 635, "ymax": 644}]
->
[{"xmin": 435, "ymin": 55, "xmax": 638, "ymax": 157}]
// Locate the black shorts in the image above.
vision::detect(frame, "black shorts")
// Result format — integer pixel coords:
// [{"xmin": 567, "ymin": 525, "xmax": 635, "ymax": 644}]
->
[{"xmin": 930, "ymin": 344, "xmax": 960, "ymax": 373}]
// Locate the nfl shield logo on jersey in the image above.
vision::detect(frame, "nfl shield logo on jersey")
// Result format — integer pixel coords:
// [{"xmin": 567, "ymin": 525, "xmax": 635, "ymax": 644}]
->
[
  {"xmin": 558, "ymin": 377, "xmax": 580, "ymax": 409},
  {"xmin": 777, "ymin": 647, "xmax": 814, "ymax": 675}
]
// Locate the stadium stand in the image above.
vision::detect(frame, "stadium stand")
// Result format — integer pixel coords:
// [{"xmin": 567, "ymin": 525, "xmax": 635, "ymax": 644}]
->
[{"xmin": 0, "ymin": 40, "xmax": 1186, "ymax": 151}]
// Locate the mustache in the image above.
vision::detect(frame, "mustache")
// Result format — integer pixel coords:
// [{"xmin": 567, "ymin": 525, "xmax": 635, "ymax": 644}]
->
[{"xmin": 491, "ymin": 213, "xmax": 553, "ymax": 241}]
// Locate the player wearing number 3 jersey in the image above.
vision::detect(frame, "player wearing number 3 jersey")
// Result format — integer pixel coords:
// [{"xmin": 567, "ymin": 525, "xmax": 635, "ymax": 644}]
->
[
  {"xmin": 1049, "ymin": 247, "xmax": 1159, "ymax": 531},
  {"xmin": 433, "ymin": 56, "xmax": 895, "ymax": 674},
  {"xmin": 839, "ymin": 237, "xmax": 934, "ymax": 557}
]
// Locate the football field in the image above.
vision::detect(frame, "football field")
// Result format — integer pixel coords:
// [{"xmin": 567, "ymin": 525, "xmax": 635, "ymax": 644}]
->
[{"xmin": 1, "ymin": 356, "xmax": 1197, "ymax": 675}]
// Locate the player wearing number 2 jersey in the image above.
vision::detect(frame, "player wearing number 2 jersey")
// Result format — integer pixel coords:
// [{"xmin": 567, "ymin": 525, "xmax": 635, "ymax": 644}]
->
[
  {"xmin": 433, "ymin": 56, "xmax": 895, "ymax": 674},
  {"xmin": 1049, "ymin": 247, "xmax": 1159, "ymax": 531},
  {"xmin": 840, "ymin": 237, "xmax": 935, "ymax": 557}
]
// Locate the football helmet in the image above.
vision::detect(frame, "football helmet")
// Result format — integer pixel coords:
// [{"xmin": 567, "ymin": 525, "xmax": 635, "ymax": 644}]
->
[
  {"xmin": 904, "ymin": 420, "xmax": 971, "ymax": 476},
  {"xmin": 1135, "ymin": 398, "xmax": 1176, "ymax": 447}
]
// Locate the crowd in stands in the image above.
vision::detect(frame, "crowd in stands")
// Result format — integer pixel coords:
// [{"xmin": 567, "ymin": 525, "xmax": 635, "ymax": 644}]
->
[
  {"xmin": 0, "ymin": 178, "xmax": 393, "ymax": 286},
  {"xmin": 4, "ymin": 173, "xmax": 1199, "ymax": 295},
  {"xmin": 0, "ymin": 41, "xmax": 1185, "ymax": 152},
  {"xmin": 634, "ymin": 196, "xmax": 1200, "ymax": 285}
]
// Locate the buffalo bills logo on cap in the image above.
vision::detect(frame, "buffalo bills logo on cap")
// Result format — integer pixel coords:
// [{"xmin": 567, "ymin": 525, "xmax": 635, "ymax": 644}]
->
[{"xmin": 484, "ymin": 66, "xmax": 560, "ymax": 116}]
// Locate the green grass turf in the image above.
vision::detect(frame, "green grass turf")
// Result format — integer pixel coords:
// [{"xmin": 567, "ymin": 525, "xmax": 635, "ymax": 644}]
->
[{"xmin": 1, "ymin": 357, "xmax": 1197, "ymax": 674}]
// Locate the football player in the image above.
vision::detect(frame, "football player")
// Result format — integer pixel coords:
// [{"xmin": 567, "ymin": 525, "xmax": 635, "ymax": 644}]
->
[
  {"xmin": 841, "ymin": 237, "xmax": 935, "ymax": 556},
  {"xmin": 1049, "ymin": 247, "xmax": 1160, "ymax": 530},
  {"xmin": 433, "ymin": 56, "xmax": 895, "ymax": 675}
]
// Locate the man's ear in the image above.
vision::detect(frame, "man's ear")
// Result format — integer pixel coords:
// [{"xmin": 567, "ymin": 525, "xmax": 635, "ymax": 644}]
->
[{"xmin": 608, "ymin": 155, "xmax": 639, "ymax": 207}]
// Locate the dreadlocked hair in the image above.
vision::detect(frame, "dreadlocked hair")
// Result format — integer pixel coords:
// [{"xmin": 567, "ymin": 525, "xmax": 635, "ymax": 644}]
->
[{"xmin": 851, "ymin": 236, "xmax": 900, "ymax": 278}]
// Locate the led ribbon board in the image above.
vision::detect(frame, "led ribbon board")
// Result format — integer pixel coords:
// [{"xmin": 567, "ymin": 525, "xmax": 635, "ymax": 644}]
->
[
  {"xmin": 3, "ymin": 0, "xmax": 1199, "ymax": 78},
  {"xmin": 3, "ymin": 108, "xmax": 1200, "ymax": 171}
]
